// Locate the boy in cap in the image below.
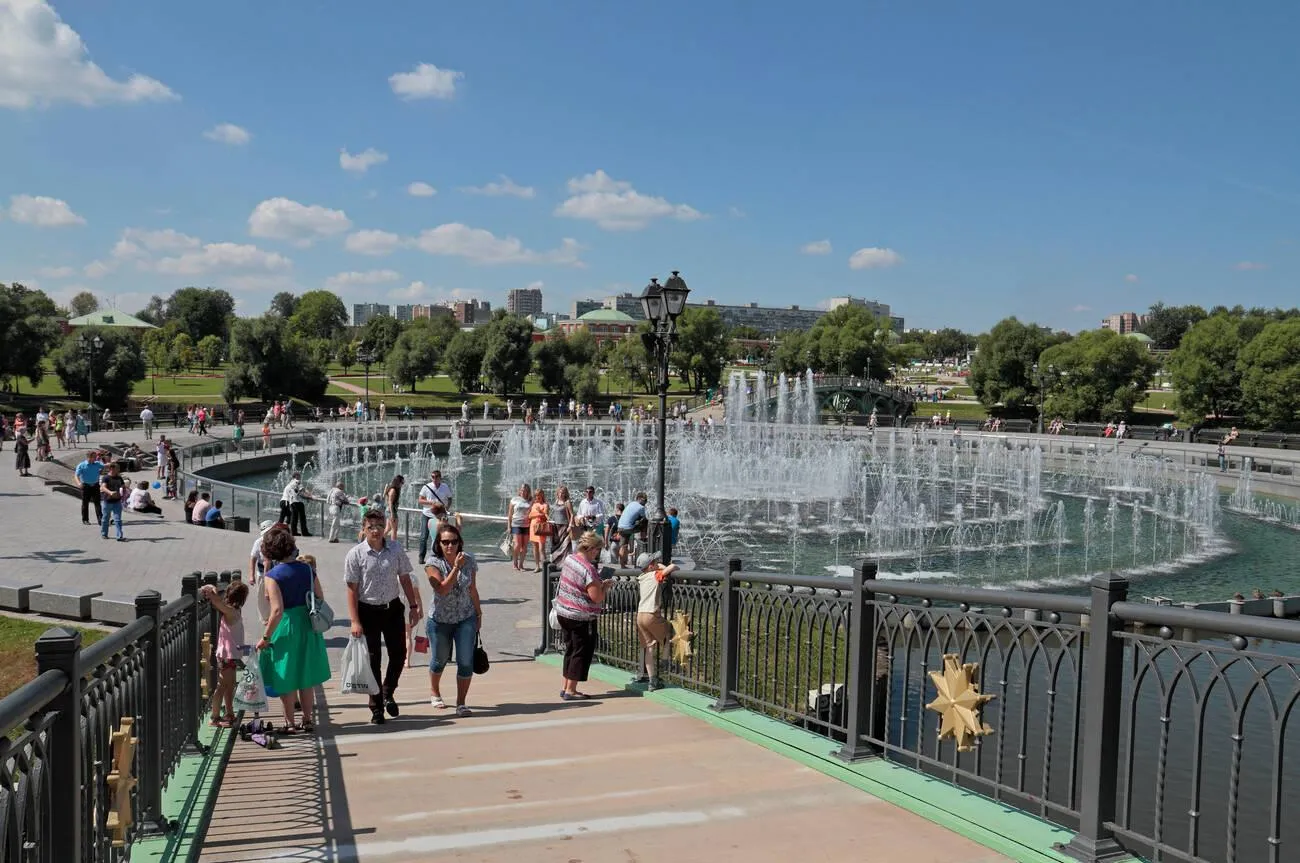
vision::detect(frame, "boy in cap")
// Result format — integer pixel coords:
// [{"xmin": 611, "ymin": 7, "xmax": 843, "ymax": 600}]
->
[{"xmin": 634, "ymin": 552, "xmax": 679, "ymax": 689}]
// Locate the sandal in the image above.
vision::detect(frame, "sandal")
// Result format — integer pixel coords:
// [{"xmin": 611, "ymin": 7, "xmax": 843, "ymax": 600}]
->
[
  {"xmin": 209, "ymin": 717, "xmax": 232, "ymax": 729},
  {"xmin": 300, "ymin": 720, "xmax": 315, "ymax": 734},
  {"xmin": 430, "ymin": 696, "xmax": 447, "ymax": 709}
]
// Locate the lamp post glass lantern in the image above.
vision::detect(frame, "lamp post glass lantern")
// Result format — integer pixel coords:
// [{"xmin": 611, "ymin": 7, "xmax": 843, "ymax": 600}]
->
[
  {"xmin": 358, "ymin": 349, "xmax": 375, "ymax": 420},
  {"xmin": 639, "ymin": 271, "xmax": 690, "ymax": 564},
  {"xmin": 78, "ymin": 334, "xmax": 105, "ymax": 427}
]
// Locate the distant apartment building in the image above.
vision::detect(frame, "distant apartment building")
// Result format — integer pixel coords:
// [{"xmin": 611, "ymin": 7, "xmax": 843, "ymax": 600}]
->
[
  {"xmin": 685, "ymin": 299, "xmax": 823, "ymax": 335},
  {"xmin": 602, "ymin": 292, "xmax": 645, "ymax": 321},
  {"xmin": 573, "ymin": 298, "xmax": 603, "ymax": 319},
  {"xmin": 1101, "ymin": 312, "xmax": 1144, "ymax": 334},
  {"xmin": 395, "ymin": 305, "xmax": 414, "ymax": 322},
  {"xmin": 507, "ymin": 287, "xmax": 543, "ymax": 316},
  {"xmin": 352, "ymin": 303, "xmax": 391, "ymax": 326},
  {"xmin": 453, "ymin": 299, "xmax": 492, "ymax": 325}
]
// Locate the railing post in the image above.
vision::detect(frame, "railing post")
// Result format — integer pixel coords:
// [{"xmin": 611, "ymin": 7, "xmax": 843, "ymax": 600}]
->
[
  {"xmin": 836, "ymin": 560, "xmax": 880, "ymax": 761},
  {"xmin": 134, "ymin": 589, "xmax": 167, "ymax": 833},
  {"xmin": 712, "ymin": 558, "xmax": 742, "ymax": 711},
  {"xmin": 1059, "ymin": 574, "xmax": 1129, "ymax": 863},
  {"xmin": 35, "ymin": 627, "xmax": 83, "ymax": 862},
  {"xmin": 535, "ymin": 561, "xmax": 553, "ymax": 657},
  {"xmin": 181, "ymin": 574, "xmax": 202, "ymax": 752}
]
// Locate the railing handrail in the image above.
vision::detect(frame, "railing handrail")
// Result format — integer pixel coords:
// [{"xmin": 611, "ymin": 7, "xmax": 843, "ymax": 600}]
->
[
  {"xmin": 1112, "ymin": 600, "xmax": 1300, "ymax": 642},
  {"xmin": 76, "ymin": 615, "xmax": 153, "ymax": 674},
  {"xmin": 0, "ymin": 669, "xmax": 67, "ymax": 738},
  {"xmin": 864, "ymin": 579, "xmax": 1093, "ymax": 615}
]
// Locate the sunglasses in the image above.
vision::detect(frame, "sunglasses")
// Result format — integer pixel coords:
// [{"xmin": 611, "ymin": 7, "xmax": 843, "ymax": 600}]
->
[
  {"xmin": 438, "ymin": 537, "xmax": 460, "ymax": 545},
  {"xmin": 364, "ymin": 524, "xmax": 384, "ymax": 532}
]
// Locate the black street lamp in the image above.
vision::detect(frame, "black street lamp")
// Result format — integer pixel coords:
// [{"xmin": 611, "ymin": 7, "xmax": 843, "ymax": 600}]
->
[
  {"xmin": 358, "ymin": 349, "xmax": 375, "ymax": 420},
  {"xmin": 640, "ymin": 270, "xmax": 690, "ymax": 564},
  {"xmin": 78, "ymin": 333, "xmax": 104, "ymax": 428},
  {"xmin": 1034, "ymin": 362, "xmax": 1054, "ymax": 434}
]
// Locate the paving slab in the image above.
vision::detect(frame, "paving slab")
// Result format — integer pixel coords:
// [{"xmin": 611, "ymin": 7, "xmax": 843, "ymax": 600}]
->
[{"xmin": 199, "ymin": 660, "xmax": 1010, "ymax": 863}]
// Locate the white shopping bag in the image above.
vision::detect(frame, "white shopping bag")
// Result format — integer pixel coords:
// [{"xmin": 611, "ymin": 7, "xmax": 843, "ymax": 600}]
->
[
  {"xmin": 233, "ymin": 653, "xmax": 269, "ymax": 713},
  {"xmin": 340, "ymin": 636, "xmax": 380, "ymax": 696}
]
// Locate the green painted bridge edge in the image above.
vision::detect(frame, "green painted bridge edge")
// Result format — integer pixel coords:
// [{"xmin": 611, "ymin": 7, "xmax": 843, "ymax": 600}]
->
[
  {"xmin": 535, "ymin": 654, "xmax": 1139, "ymax": 863},
  {"xmin": 129, "ymin": 721, "xmax": 237, "ymax": 863}
]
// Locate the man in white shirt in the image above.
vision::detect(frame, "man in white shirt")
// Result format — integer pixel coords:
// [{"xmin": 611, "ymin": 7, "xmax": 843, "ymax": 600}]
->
[
  {"xmin": 575, "ymin": 486, "xmax": 606, "ymax": 532},
  {"xmin": 326, "ymin": 481, "xmax": 350, "ymax": 543},
  {"xmin": 279, "ymin": 472, "xmax": 314, "ymax": 537},
  {"xmin": 139, "ymin": 406, "xmax": 155, "ymax": 439},
  {"xmin": 416, "ymin": 469, "xmax": 452, "ymax": 563}
]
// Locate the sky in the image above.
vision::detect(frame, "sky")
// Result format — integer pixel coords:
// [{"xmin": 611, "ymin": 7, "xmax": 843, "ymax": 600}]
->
[{"xmin": 2, "ymin": 0, "xmax": 1299, "ymax": 333}]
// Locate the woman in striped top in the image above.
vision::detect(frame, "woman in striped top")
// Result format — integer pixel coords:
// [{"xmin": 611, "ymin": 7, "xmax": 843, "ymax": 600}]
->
[{"xmin": 554, "ymin": 531, "xmax": 608, "ymax": 700}]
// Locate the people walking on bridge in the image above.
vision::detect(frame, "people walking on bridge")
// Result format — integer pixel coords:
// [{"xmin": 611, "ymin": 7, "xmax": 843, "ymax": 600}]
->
[
  {"xmin": 555, "ymin": 531, "xmax": 609, "ymax": 700},
  {"xmin": 74, "ymin": 450, "xmax": 104, "ymax": 524},
  {"xmin": 417, "ymin": 469, "xmax": 453, "ymax": 563},
  {"xmin": 423, "ymin": 523, "xmax": 482, "ymax": 716},
  {"xmin": 346, "ymin": 510, "xmax": 422, "ymax": 725},
  {"xmin": 256, "ymin": 525, "xmax": 331, "ymax": 733}
]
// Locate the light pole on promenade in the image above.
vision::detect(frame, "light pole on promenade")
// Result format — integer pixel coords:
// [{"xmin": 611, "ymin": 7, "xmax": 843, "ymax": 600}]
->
[
  {"xmin": 639, "ymin": 271, "xmax": 691, "ymax": 565},
  {"xmin": 79, "ymin": 333, "xmax": 104, "ymax": 429},
  {"xmin": 358, "ymin": 349, "xmax": 375, "ymax": 420}
]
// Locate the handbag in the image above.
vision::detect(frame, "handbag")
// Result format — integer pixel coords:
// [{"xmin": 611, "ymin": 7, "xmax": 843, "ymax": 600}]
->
[
  {"xmin": 473, "ymin": 634, "xmax": 490, "ymax": 675},
  {"xmin": 306, "ymin": 574, "xmax": 334, "ymax": 634},
  {"xmin": 233, "ymin": 653, "xmax": 269, "ymax": 713},
  {"xmin": 498, "ymin": 534, "xmax": 512, "ymax": 557}
]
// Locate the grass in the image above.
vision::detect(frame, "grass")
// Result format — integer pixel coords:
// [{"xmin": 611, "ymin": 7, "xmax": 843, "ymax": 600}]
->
[
  {"xmin": 942, "ymin": 385, "xmax": 975, "ymax": 399},
  {"xmin": 0, "ymin": 616, "xmax": 108, "ymax": 702},
  {"xmin": 913, "ymin": 401, "xmax": 989, "ymax": 421},
  {"xmin": 1136, "ymin": 390, "xmax": 1178, "ymax": 413}
]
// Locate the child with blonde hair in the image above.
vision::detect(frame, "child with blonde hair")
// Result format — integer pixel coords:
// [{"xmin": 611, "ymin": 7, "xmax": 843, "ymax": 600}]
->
[{"xmin": 201, "ymin": 581, "xmax": 250, "ymax": 727}]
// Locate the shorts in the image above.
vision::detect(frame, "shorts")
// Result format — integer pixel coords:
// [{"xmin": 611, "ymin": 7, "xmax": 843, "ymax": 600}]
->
[
  {"xmin": 511, "ymin": 526, "xmax": 528, "ymax": 536},
  {"xmin": 637, "ymin": 612, "xmax": 672, "ymax": 647},
  {"xmin": 618, "ymin": 528, "xmax": 637, "ymax": 540}
]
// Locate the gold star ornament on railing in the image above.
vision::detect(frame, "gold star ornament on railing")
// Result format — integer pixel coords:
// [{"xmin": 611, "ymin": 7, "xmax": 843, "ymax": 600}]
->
[
  {"xmin": 925, "ymin": 654, "xmax": 996, "ymax": 752},
  {"xmin": 669, "ymin": 611, "xmax": 694, "ymax": 665},
  {"xmin": 105, "ymin": 718, "xmax": 139, "ymax": 847}
]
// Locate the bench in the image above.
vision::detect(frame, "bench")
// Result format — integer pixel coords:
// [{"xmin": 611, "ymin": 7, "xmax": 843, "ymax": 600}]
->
[
  {"xmin": 0, "ymin": 582, "xmax": 43, "ymax": 612},
  {"xmin": 28, "ymin": 588, "xmax": 104, "ymax": 620}
]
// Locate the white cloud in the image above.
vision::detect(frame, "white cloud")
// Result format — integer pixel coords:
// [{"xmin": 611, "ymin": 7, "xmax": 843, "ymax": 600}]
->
[
  {"xmin": 800, "ymin": 239, "xmax": 832, "ymax": 256},
  {"xmin": 461, "ymin": 175, "xmax": 535, "ymax": 199},
  {"xmin": 1071, "ymin": 304, "xmax": 1092, "ymax": 313},
  {"xmin": 36, "ymin": 265, "xmax": 75, "ymax": 278},
  {"xmin": 390, "ymin": 281, "xmax": 432, "ymax": 301},
  {"xmin": 113, "ymin": 227, "xmax": 200, "ymax": 259},
  {"xmin": 324, "ymin": 269, "xmax": 401, "ymax": 290},
  {"xmin": 1124, "ymin": 273, "xmax": 1139, "ymax": 283},
  {"xmin": 407, "ymin": 181, "xmax": 437, "ymax": 198},
  {"xmin": 1234, "ymin": 261, "xmax": 1267, "ymax": 271},
  {"xmin": 203, "ymin": 123, "xmax": 251, "ymax": 145},
  {"xmin": 848, "ymin": 247, "xmax": 903, "ymax": 270},
  {"xmin": 345, "ymin": 229, "xmax": 403, "ymax": 256},
  {"xmin": 248, "ymin": 197, "xmax": 351, "ymax": 245},
  {"xmin": 388, "ymin": 63, "xmax": 463, "ymax": 100},
  {"xmin": 556, "ymin": 170, "xmax": 702, "ymax": 231},
  {"xmin": 152, "ymin": 243, "xmax": 292, "ymax": 276},
  {"xmin": 84, "ymin": 260, "xmax": 113, "ymax": 279},
  {"xmin": 340, "ymin": 147, "xmax": 388, "ymax": 174},
  {"xmin": 0, "ymin": 0, "xmax": 177, "ymax": 108},
  {"xmin": 8, "ymin": 194, "xmax": 84, "ymax": 226},
  {"xmin": 412, "ymin": 223, "xmax": 583, "ymax": 266},
  {"xmin": 728, "ymin": 206, "xmax": 747, "ymax": 219}
]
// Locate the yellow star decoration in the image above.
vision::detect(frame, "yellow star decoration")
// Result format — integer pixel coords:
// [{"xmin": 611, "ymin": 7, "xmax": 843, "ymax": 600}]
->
[
  {"xmin": 105, "ymin": 718, "xmax": 139, "ymax": 848},
  {"xmin": 669, "ymin": 611, "xmax": 694, "ymax": 665},
  {"xmin": 925, "ymin": 654, "xmax": 996, "ymax": 752}
]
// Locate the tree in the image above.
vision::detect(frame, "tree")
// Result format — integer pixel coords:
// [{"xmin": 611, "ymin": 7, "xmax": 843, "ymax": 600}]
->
[
  {"xmin": 481, "ymin": 313, "xmax": 535, "ymax": 395},
  {"xmin": 1238, "ymin": 319, "xmax": 1300, "ymax": 430},
  {"xmin": 1138, "ymin": 303, "xmax": 1207, "ymax": 351},
  {"xmin": 1167, "ymin": 314, "xmax": 1247, "ymax": 421},
  {"xmin": 171, "ymin": 333, "xmax": 196, "ymax": 372},
  {"xmin": 223, "ymin": 316, "xmax": 329, "ymax": 403},
  {"xmin": 385, "ymin": 325, "xmax": 441, "ymax": 392},
  {"xmin": 290, "ymin": 291, "xmax": 349, "ymax": 341},
  {"xmin": 197, "ymin": 334, "xmax": 225, "ymax": 371},
  {"xmin": 134, "ymin": 295, "xmax": 167, "ymax": 326},
  {"xmin": 804, "ymin": 304, "xmax": 892, "ymax": 379},
  {"xmin": 921, "ymin": 328, "xmax": 977, "ymax": 362},
  {"xmin": 565, "ymin": 364, "xmax": 601, "ymax": 404},
  {"xmin": 338, "ymin": 342, "xmax": 357, "ymax": 375},
  {"xmin": 141, "ymin": 325, "xmax": 176, "ymax": 384},
  {"xmin": 969, "ymin": 317, "xmax": 1062, "ymax": 413},
  {"xmin": 771, "ymin": 330, "xmax": 814, "ymax": 376},
  {"xmin": 1038, "ymin": 330, "xmax": 1158, "ymax": 421},
  {"xmin": 360, "ymin": 315, "xmax": 403, "ymax": 358},
  {"xmin": 0, "ymin": 283, "xmax": 62, "ymax": 392},
  {"xmin": 607, "ymin": 326, "xmax": 654, "ymax": 393},
  {"xmin": 671, "ymin": 307, "xmax": 729, "ymax": 393},
  {"xmin": 52, "ymin": 327, "xmax": 147, "ymax": 407},
  {"xmin": 165, "ymin": 287, "xmax": 235, "ymax": 342},
  {"xmin": 269, "ymin": 291, "xmax": 299, "ymax": 318},
  {"xmin": 69, "ymin": 291, "xmax": 99, "ymax": 317},
  {"xmin": 532, "ymin": 330, "xmax": 598, "ymax": 397},
  {"xmin": 444, "ymin": 328, "xmax": 486, "ymax": 392}
]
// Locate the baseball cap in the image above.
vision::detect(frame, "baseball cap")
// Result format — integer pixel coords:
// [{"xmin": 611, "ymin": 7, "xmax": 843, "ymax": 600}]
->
[{"xmin": 636, "ymin": 552, "xmax": 654, "ymax": 569}]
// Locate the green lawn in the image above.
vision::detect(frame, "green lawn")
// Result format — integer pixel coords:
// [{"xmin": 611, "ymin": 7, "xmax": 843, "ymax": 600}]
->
[
  {"xmin": 0, "ymin": 616, "xmax": 108, "ymax": 702},
  {"xmin": 1136, "ymin": 390, "xmax": 1178, "ymax": 412},
  {"xmin": 942, "ymin": 385, "xmax": 975, "ymax": 399}
]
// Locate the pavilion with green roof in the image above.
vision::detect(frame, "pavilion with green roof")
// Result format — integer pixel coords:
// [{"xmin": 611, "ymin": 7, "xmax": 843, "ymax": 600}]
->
[{"xmin": 65, "ymin": 309, "xmax": 158, "ymax": 330}]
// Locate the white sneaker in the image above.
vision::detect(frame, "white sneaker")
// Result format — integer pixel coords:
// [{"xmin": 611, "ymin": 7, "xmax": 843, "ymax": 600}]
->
[{"xmin": 430, "ymin": 696, "xmax": 447, "ymax": 709}]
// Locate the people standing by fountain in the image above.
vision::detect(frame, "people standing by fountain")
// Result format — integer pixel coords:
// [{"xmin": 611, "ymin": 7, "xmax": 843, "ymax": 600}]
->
[
  {"xmin": 326, "ymin": 481, "xmax": 351, "ymax": 543},
  {"xmin": 634, "ymin": 553, "xmax": 679, "ymax": 690},
  {"xmin": 345, "ymin": 510, "xmax": 422, "ymax": 725},
  {"xmin": 279, "ymin": 472, "xmax": 314, "ymax": 537},
  {"xmin": 257, "ymin": 525, "xmax": 332, "ymax": 732},
  {"xmin": 549, "ymin": 485, "xmax": 575, "ymax": 567},
  {"xmin": 416, "ymin": 469, "xmax": 453, "ymax": 563},
  {"xmin": 528, "ymin": 488, "xmax": 551, "ymax": 573},
  {"xmin": 506, "ymin": 483, "xmax": 532, "ymax": 571},
  {"xmin": 616, "ymin": 492, "xmax": 649, "ymax": 567},
  {"xmin": 554, "ymin": 531, "xmax": 608, "ymax": 700},
  {"xmin": 383, "ymin": 475, "xmax": 404, "ymax": 541},
  {"xmin": 576, "ymin": 486, "xmax": 606, "ymax": 533},
  {"xmin": 423, "ymin": 523, "xmax": 482, "ymax": 716}
]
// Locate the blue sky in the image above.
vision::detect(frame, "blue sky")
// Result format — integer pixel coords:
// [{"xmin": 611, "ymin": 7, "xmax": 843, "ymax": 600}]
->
[{"xmin": 3, "ymin": 0, "xmax": 1298, "ymax": 332}]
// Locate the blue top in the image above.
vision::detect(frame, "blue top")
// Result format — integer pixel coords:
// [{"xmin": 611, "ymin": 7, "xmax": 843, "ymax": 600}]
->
[
  {"xmin": 266, "ymin": 561, "xmax": 314, "ymax": 609},
  {"xmin": 666, "ymin": 514, "xmax": 680, "ymax": 543},
  {"xmin": 204, "ymin": 507, "xmax": 223, "ymax": 524},
  {"xmin": 75, "ymin": 460, "xmax": 103, "ymax": 484},
  {"xmin": 618, "ymin": 501, "xmax": 646, "ymax": 530}
]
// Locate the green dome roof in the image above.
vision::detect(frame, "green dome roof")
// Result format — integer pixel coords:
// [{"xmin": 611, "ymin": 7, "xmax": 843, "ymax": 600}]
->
[
  {"xmin": 577, "ymin": 308, "xmax": 636, "ymax": 323},
  {"xmin": 1125, "ymin": 331, "xmax": 1154, "ymax": 343}
]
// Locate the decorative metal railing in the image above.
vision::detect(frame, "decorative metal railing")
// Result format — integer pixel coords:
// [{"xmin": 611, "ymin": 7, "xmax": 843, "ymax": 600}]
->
[
  {"xmin": 0, "ymin": 572, "xmax": 228, "ymax": 862},
  {"xmin": 538, "ymin": 560, "xmax": 1300, "ymax": 863}
]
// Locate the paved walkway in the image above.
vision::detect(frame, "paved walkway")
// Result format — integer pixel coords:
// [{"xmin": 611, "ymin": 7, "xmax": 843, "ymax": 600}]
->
[{"xmin": 198, "ymin": 660, "xmax": 1010, "ymax": 863}]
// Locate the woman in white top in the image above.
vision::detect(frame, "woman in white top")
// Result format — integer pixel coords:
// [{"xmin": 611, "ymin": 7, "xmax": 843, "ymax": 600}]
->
[{"xmin": 504, "ymin": 483, "xmax": 532, "ymax": 572}]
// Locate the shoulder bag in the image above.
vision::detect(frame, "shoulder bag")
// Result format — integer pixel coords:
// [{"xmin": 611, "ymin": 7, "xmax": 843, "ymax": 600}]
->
[{"xmin": 306, "ymin": 570, "xmax": 334, "ymax": 634}]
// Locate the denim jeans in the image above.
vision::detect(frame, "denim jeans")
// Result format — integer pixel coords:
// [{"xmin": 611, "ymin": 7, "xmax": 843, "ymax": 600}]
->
[
  {"xmin": 101, "ymin": 501, "xmax": 123, "ymax": 539},
  {"xmin": 427, "ymin": 615, "xmax": 477, "ymax": 679}
]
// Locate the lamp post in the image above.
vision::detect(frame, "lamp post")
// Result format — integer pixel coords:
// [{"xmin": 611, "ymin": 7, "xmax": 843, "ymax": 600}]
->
[
  {"xmin": 640, "ymin": 270, "xmax": 690, "ymax": 564},
  {"xmin": 1034, "ymin": 362, "xmax": 1053, "ymax": 434},
  {"xmin": 358, "ymin": 349, "xmax": 375, "ymax": 421},
  {"xmin": 78, "ymin": 333, "xmax": 104, "ymax": 429}
]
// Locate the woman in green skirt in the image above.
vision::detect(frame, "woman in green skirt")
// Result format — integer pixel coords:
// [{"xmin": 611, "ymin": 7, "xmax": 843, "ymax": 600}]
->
[{"xmin": 255, "ymin": 525, "xmax": 331, "ymax": 732}]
